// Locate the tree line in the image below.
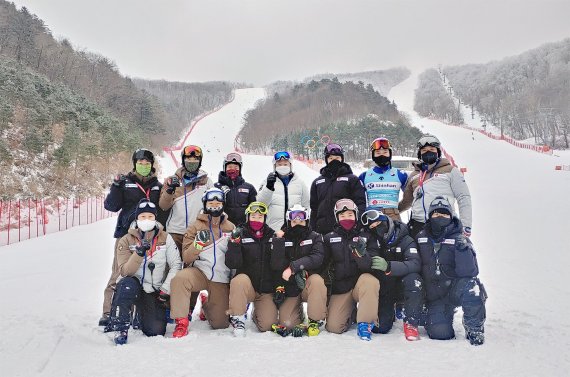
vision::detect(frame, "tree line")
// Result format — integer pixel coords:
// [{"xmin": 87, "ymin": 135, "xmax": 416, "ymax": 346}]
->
[{"xmin": 414, "ymin": 68, "xmax": 463, "ymax": 124}]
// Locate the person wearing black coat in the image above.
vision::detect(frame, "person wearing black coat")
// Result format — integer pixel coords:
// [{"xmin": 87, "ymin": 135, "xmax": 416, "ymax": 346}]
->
[
  {"xmin": 215, "ymin": 152, "xmax": 257, "ymax": 226},
  {"xmin": 322, "ymin": 199, "xmax": 379, "ymax": 341},
  {"xmin": 270, "ymin": 204, "xmax": 326, "ymax": 336},
  {"xmin": 360, "ymin": 209, "xmax": 423, "ymax": 341},
  {"xmin": 417, "ymin": 196, "xmax": 487, "ymax": 346},
  {"xmin": 99, "ymin": 149, "xmax": 163, "ymax": 327},
  {"xmin": 225, "ymin": 202, "xmax": 278, "ymax": 336},
  {"xmin": 310, "ymin": 144, "xmax": 367, "ymax": 236}
]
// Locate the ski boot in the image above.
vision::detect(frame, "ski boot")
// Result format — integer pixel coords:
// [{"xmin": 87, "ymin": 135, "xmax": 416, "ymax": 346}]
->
[
  {"xmin": 357, "ymin": 322, "xmax": 373, "ymax": 341},
  {"xmin": 114, "ymin": 330, "xmax": 128, "ymax": 345},
  {"xmin": 230, "ymin": 315, "xmax": 246, "ymax": 337},
  {"xmin": 172, "ymin": 317, "xmax": 189, "ymax": 338}
]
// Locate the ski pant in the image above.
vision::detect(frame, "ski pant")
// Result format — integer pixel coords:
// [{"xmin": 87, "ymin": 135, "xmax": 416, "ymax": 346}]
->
[
  {"xmin": 170, "ymin": 267, "xmax": 229, "ymax": 329},
  {"xmin": 102, "ymin": 238, "xmax": 121, "ymax": 315},
  {"xmin": 325, "ymin": 273, "xmax": 379, "ymax": 334},
  {"xmin": 227, "ymin": 274, "xmax": 277, "ymax": 332},
  {"xmin": 110, "ymin": 276, "xmax": 167, "ymax": 336},
  {"xmin": 169, "ymin": 232, "xmax": 200, "ymax": 316},
  {"xmin": 376, "ymin": 272, "xmax": 424, "ymax": 333},
  {"xmin": 425, "ymin": 277, "xmax": 487, "ymax": 340},
  {"xmin": 277, "ymin": 274, "xmax": 328, "ymax": 329},
  {"xmin": 407, "ymin": 219, "xmax": 426, "ymax": 239}
]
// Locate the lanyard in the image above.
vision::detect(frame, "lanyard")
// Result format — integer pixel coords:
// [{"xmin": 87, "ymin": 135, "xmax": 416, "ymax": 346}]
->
[{"xmin": 135, "ymin": 182, "xmax": 150, "ymax": 200}]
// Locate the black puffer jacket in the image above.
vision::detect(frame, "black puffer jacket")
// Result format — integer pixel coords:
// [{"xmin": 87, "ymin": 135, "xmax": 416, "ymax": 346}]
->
[
  {"xmin": 309, "ymin": 162, "xmax": 367, "ymax": 235},
  {"xmin": 225, "ymin": 224, "xmax": 276, "ymax": 294},
  {"xmin": 361, "ymin": 221, "xmax": 421, "ymax": 279},
  {"xmin": 215, "ymin": 172, "xmax": 257, "ymax": 226},
  {"xmin": 322, "ymin": 224, "xmax": 374, "ymax": 295},
  {"xmin": 416, "ymin": 217, "xmax": 479, "ymax": 302},
  {"xmin": 104, "ymin": 172, "xmax": 162, "ymax": 238},
  {"xmin": 271, "ymin": 226, "xmax": 324, "ymax": 297}
]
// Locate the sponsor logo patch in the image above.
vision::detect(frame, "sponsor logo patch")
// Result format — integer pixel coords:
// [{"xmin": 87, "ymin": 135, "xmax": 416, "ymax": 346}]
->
[
  {"xmin": 330, "ymin": 237, "xmax": 342, "ymax": 243},
  {"xmin": 316, "ymin": 179, "xmax": 325, "ymax": 185},
  {"xmin": 395, "ymin": 247, "xmax": 402, "ymax": 253},
  {"xmin": 285, "ymin": 241, "xmax": 294, "ymax": 247},
  {"xmin": 238, "ymin": 188, "xmax": 250, "ymax": 193},
  {"xmin": 443, "ymin": 239, "xmax": 456, "ymax": 245},
  {"xmin": 409, "ymin": 247, "xmax": 418, "ymax": 254},
  {"xmin": 337, "ymin": 177, "xmax": 349, "ymax": 182},
  {"xmin": 242, "ymin": 238, "xmax": 255, "ymax": 244},
  {"xmin": 300, "ymin": 239, "xmax": 313, "ymax": 246},
  {"xmin": 418, "ymin": 237, "xmax": 428, "ymax": 243},
  {"xmin": 151, "ymin": 186, "xmax": 160, "ymax": 191}
]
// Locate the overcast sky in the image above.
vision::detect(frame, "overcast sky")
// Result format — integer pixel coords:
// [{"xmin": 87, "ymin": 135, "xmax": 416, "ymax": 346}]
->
[{"xmin": 10, "ymin": 0, "xmax": 570, "ymax": 85}]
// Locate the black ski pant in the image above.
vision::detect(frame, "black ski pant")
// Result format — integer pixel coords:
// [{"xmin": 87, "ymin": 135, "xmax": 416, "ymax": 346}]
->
[
  {"xmin": 110, "ymin": 276, "xmax": 167, "ymax": 336},
  {"xmin": 376, "ymin": 272, "xmax": 424, "ymax": 333},
  {"xmin": 425, "ymin": 277, "xmax": 487, "ymax": 340}
]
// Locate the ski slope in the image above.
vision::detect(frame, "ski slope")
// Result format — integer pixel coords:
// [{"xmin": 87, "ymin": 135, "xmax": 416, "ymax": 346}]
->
[{"xmin": 1, "ymin": 84, "xmax": 569, "ymax": 377}]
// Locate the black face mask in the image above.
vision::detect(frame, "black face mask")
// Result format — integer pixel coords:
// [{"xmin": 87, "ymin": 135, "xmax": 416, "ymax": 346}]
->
[
  {"xmin": 421, "ymin": 151, "xmax": 438, "ymax": 165},
  {"xmin": 373, "ymin": 155, "xmax": 391, "ymax": 167},
  {"xmin": 288, "ymin": 225, "xmax": 307, "ymax": 239},
  {"xmin": 374, "ymin": 222, "xmax": 389, "ymax": 240},
  {"xmin": 205, "ymin": 207, "xmax": 224, "ymax": 217},
  {"xmin": 430, "ymin": 217, "xmax": 452, "ymax": 236},
  {"xmin": 326, "ymin": 159, "xmax": 343, "ymax": 173}
]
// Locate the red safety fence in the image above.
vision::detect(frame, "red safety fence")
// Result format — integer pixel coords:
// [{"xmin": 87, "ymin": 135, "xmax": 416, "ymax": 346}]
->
[{"xmin": 0, "ymin": 196, "xmax": 116, "ymax": 247}]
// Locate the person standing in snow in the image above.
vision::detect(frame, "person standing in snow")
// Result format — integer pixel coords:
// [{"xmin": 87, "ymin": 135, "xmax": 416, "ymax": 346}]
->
[
  {"xmin": 159, "ymin": 145, "xmax": 214, "ymax": 252},
  {"xmin": 398, "ymin": 134, "xmax": 472, "ymax": 238},
  {"xmin": 359, "ymin": 138, "xmax": 408, "ymax": 222},
  {"xmin": 257, "ymin": 151, "xmax": 310, "ymax": 233},
  {"xmin": 215, "ymin": 152, "xmax": 257, "ymax": 226},
  {"xmin": 416, "ymin": 196, "xmax": 486, "ymax": 346},
  {"xmin": 322, "ymin": 199, "xmax": 379, "ymax": 341},
  {"xmin": 169, "ymin": 188, "xmax": 235, "ymax": 337},
  {"xmin": 359, "ymin": 208, "xmax": 423, "ymax": 341},
  {"xmin": 99, "ymin": 148, "xmax": 162, "ymax": 328},
  {"xmin": 270, "ymin": 204, "xmax": 327, "ymax": 337},
  {"xmin": 109, "ymin": 199, "xmax": 182, "ymax": 345}
]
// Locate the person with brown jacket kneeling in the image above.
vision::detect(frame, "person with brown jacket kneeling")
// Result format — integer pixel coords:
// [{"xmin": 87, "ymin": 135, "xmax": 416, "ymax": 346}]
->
[{"xmin": 170, "ymin": 188, "xmax": 235, "ymax": 338}]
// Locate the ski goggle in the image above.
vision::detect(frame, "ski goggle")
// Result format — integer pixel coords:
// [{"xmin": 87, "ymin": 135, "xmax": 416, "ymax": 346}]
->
[
  {"xmin": 325, "ymin": 143, "xmax": 344, "ymax": 155},
  {"xmin": 138, "ymin": 201, "xmax": 156, "ymax": 209},
  {"xmin": 225, "ymin": 152, "xmax": 242, "ymax": 164},
  {"xmin": 334, "ymin": 199, "xmax": 357, "ymax": 214},
  {"xmin": 273, "ymin": 151, "xmax": 291, "ymax": 161},
  {"xmin": 182, "ymin": 145, "xmax": 203, "ymax": 158},
  {"xmin": 370, "ymin": 138, "xmax": 391, "ymax": 151},
  {"xmin": 245, "ymin": 202, "xmax": 268, "ymax": 215},
  {"xmin": 417, "ymin": 135, "xmax": 441, "ymax": 149},
  {"xmin": 360, "ymin": 209, "xmax": 388, "ymax": 226},
  {"xmin": 204, "ymin": 190, "xmax": 225, "ymax": 202},
  {"xmin": 287, "ymin": 210, "xmax": 308, "ymax": 221}
]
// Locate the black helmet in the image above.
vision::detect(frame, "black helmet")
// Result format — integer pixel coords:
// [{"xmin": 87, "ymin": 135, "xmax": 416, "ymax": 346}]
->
[
  {"xmin": 416, "ymin": 134, "xmax": 442, "ymax": 159},
  {"xmin": 132, "ymin": 149, "xmax": 154, "ymax": 169}
]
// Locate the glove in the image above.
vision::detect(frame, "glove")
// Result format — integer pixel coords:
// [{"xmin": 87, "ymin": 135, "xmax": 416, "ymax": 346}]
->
[
  {"xmin": 290, "ymin": 324, "xmax": 306, "ymax": 338},
  {"xmin": 349, "ymin": 236, "xmax": 367, "ymax": 258},
  {"xmin": 166, "ymin": 176, "xmax": 180, "ymax": 194},
  {"xmin": 294, "ymin": 270, "xmax": 308, "ymax": 290},
  {"xmin": 230, "ymin": 226, "xmax": 243, "ymax": 244},
  {"xmin": 273, "ymin": 286, "xmax": 285, "ymax": 307},
  {"xmin": 157, "ymin": 291, "xmax": 170, "ymax": 308},
  {"xmin": 266, "ymin": 172, "xmax": 277, "ymax": 191},
  {"xmin": 371, "ymin": 256, "xmax": 389, "ymax": 271},
  {"xmin": 219, "ymin": 185, "xmax": 230, "ymax": 195},
  {"xmin": 135, "ymin": 239, "xmax": 151, "ymax": 257},
  {"xmin": 271, "ymin": 324, "xmax": 306, "ymax": 337},
  {"xmin": 456, "ymin": 235, "xmax": 471, "ymax": 251},
  {"xmin": 271, "ymin": 324, "xmax": 290, "ymax": 337},
  {"xmin": 463, "ymin": 227, "xmax": 472, "ymax": 237},
  {"xmin": 194, "ymin": 230, "xmax": 210, "ymax": 250},
  {"xmin": 282, "ymin": 267, "xmax": 293, "ymax": 281},
  {"xmin": 112, "ymin": 174, "xmax": 127, "ymax": 188}
]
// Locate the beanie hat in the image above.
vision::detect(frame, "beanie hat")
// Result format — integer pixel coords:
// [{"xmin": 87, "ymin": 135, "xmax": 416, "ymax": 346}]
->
[
  {"xmin": 135, "ymin": 199, "xmax": 157, "ymax": 218},
  {"xmin": 428, "ymin": 196, "xmax": 453, "ymax": 218}
]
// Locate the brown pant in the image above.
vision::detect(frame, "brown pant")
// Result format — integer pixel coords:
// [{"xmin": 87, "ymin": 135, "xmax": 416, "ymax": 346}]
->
[
  {"xmin": 102, "ymin": 239, "xmax": 121, "ymax": 315},
  {"xmin": 278, "ymin": 274, "xmax": 327, "ymax": 329},
  {"xmin": 170, "ymin": 267, "xmax": 230, "ymax": 329},
  {"xmin": 169, "ymin": 232, "xmax": 201, "ymax": 311},
  {"xmin": 325, "ymin": 273, "xmax": 380, "ymax": 334},
  {"xmin": 227, "ymin": 274, "xmax": 277, "ymax": 332},
  {"xmin": 383, "ymin": 208, "xmax": 402, "ymax": 222}
]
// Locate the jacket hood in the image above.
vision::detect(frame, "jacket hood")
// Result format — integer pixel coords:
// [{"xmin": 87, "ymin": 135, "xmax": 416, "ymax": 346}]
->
[
  {"xmin": 425, "ymin": 216, "xmax": 463, "ymax": 240},
  {"xmin": 320, "ymin": 161, "xmax": 353, "ymax": 178},
  {"xmin": 412, "ymin": 158, "xmax": 451, "ymax": 173}
]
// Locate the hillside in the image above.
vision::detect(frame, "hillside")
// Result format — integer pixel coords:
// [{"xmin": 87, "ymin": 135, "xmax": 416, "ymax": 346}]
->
[
  {"xmin": 441, "ymin": 38, "xmax": 570, "ymax": 148},
  {"xmin": 414, "ymin": 68, "xmax": 463, "ymax": 124},
  {"xmin": 238, "ymin": 78, "xmax": 419, "ymax": 160}
]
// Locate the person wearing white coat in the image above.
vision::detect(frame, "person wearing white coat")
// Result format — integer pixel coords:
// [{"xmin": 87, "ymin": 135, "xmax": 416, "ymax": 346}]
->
[{"xmin": 257, "ymin": 151, "xmax": 310, "ymax": 232}]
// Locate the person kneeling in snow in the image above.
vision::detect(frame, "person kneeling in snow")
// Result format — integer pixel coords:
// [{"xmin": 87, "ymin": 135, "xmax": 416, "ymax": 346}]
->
[
  {"xmin": 270, "ymin": 204, "xmax": 327, "ymax": 337},
  {"xmin": 360, "ymin": 209, "xmax": 423, "ymax": 341},
  {"xmin": 110, "ymin": 199, "xmax": 182, "ymax": 345},
  {"xmin": 417, "ymin": 196, "xmax": 487, "ymax": 346},
  {"xmin": 170, "ymin": 188, "xmax": 235, "ymax": 338},
  {"xmin": 225, "ymin": 202, "xmax": 277, "ymax": 336}
]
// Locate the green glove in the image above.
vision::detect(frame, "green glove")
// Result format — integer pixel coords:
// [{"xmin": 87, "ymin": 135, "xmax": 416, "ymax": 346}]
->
[
  {"xmin": 350, "ymin": 237, "xmax": 367, "ymax": 258},
  {"xmin": 371, "ymin": 256, "xmax": 389, "ymax": 271}
]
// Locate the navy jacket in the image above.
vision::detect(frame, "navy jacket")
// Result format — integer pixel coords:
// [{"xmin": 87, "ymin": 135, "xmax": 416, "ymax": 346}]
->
[
  {"xmin": 225, "ymin": 224, "xmax": 276, "ymax": 294},
  {"xmin": 322, "ymin": 225, "xmax": 374, "ymax": 295},
  {"xmin": 215, "ymin": 172, "xmax": 257, "ymax": 226},
  {"xmin": 271, "ymin": 226, "xmax": 324, "ymax": 297},
  {"xmin": 416, "ymin": 217, "xmax": 479, "ymax": 302},
  {"xmin": 310, "ymin": 162, "xmax": 367, "ymax": 235},
  {"xmin": 104, "ymin": 172, "xmax": 162, "ymax": 238}
]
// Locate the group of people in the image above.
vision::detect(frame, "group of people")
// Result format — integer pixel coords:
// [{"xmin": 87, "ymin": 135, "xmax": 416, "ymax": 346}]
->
[{"xmin": 99, "ymin": 134, "xmax": 487, "ymax": 346}]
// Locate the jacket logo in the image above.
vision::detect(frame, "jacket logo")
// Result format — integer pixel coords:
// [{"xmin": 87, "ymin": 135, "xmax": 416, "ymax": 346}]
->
[
  {"xmin": 125, "ymin": 183, "xmax": 138, "ymax": 188},
  {"xmin": 151, "ymin": 186, "xmax": 160, "ymax": 191},
  {"xmin": 337, "ymin": 177, "xmax": 349, "ymax": 182},
  {"xmin": 238, "ymin": 188, "xmax": 249, "ymax": 193},
  {"xmin": 285, "ymin": 241, "xmax": 294, "ymax": 247},
  {"xmin": 242, "ymin": 238, "xmax": 255, "ymax": 244},
  {"xmin": 409, "ymin": 247, "xmax": 418, "ymax": 254},
  {"xmin": 316, "ymin": 179, "xmax": 325, "ymax": 185},
  {"xmin": 418, "ymin": 237, "xmax": 428, "ymax": 243},
  {"xmin": 443, "ymin": 239, "xmax": 456, "ymax": 245},
  {"xmin": 300, "ymin": 239, "xmax": 313, "ymax": 246},
  {"xmin": 330, "ymin": 237, "xmax": 342, "ymax": 243},
  {"xmin": 395, "ymin": 247, "xmax": 401, "ymax": 253}
]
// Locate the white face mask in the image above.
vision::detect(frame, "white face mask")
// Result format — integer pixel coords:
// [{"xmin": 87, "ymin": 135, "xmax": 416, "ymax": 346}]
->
[
  {"xmin": 137, "ymin": 219, "xmax": 156, "ymax": 232},
  {"xmin": 275, "ymin": 166, "xmax": 291, "ymax": 176}
]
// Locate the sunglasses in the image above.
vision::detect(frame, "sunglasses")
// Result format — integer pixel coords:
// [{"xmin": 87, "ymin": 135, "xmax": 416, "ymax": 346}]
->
[
  {"xmin": 246, "ymin": 202, "xmax": 268, "ymax": 215},
  {"xmin": 370, "ymin": 138, "xmax": 391, "ymax": 151},
  {"xmin": 325, "ymin": 143, "xmax": 344, "ymax": 155},
  {"xmin": 273, "ymin": 151, "xmax": 291, "ymax": 161},
  {"xmin": 417, "ymin": 135, "xmax": 440, "ymax": 149},
  {"xmin": 138, "ymin": 201, "xmax": 156, "ymax": 209},
  {"xmin": 182, "ymin": 145, "xmax": 203, "ymax": 157},
  {"xmin": 360, "ymin": 209, "xmax": 388, "ymax": 226},
  {"xmin": 287, "ymin": 210, "xmax": 308, "ymax": 221}
]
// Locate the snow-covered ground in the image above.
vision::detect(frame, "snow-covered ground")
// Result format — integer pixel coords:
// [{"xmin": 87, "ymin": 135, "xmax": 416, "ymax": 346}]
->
[{"xmin": 2, "ymin": 82, "xmax": 570, "ymax": 377}]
